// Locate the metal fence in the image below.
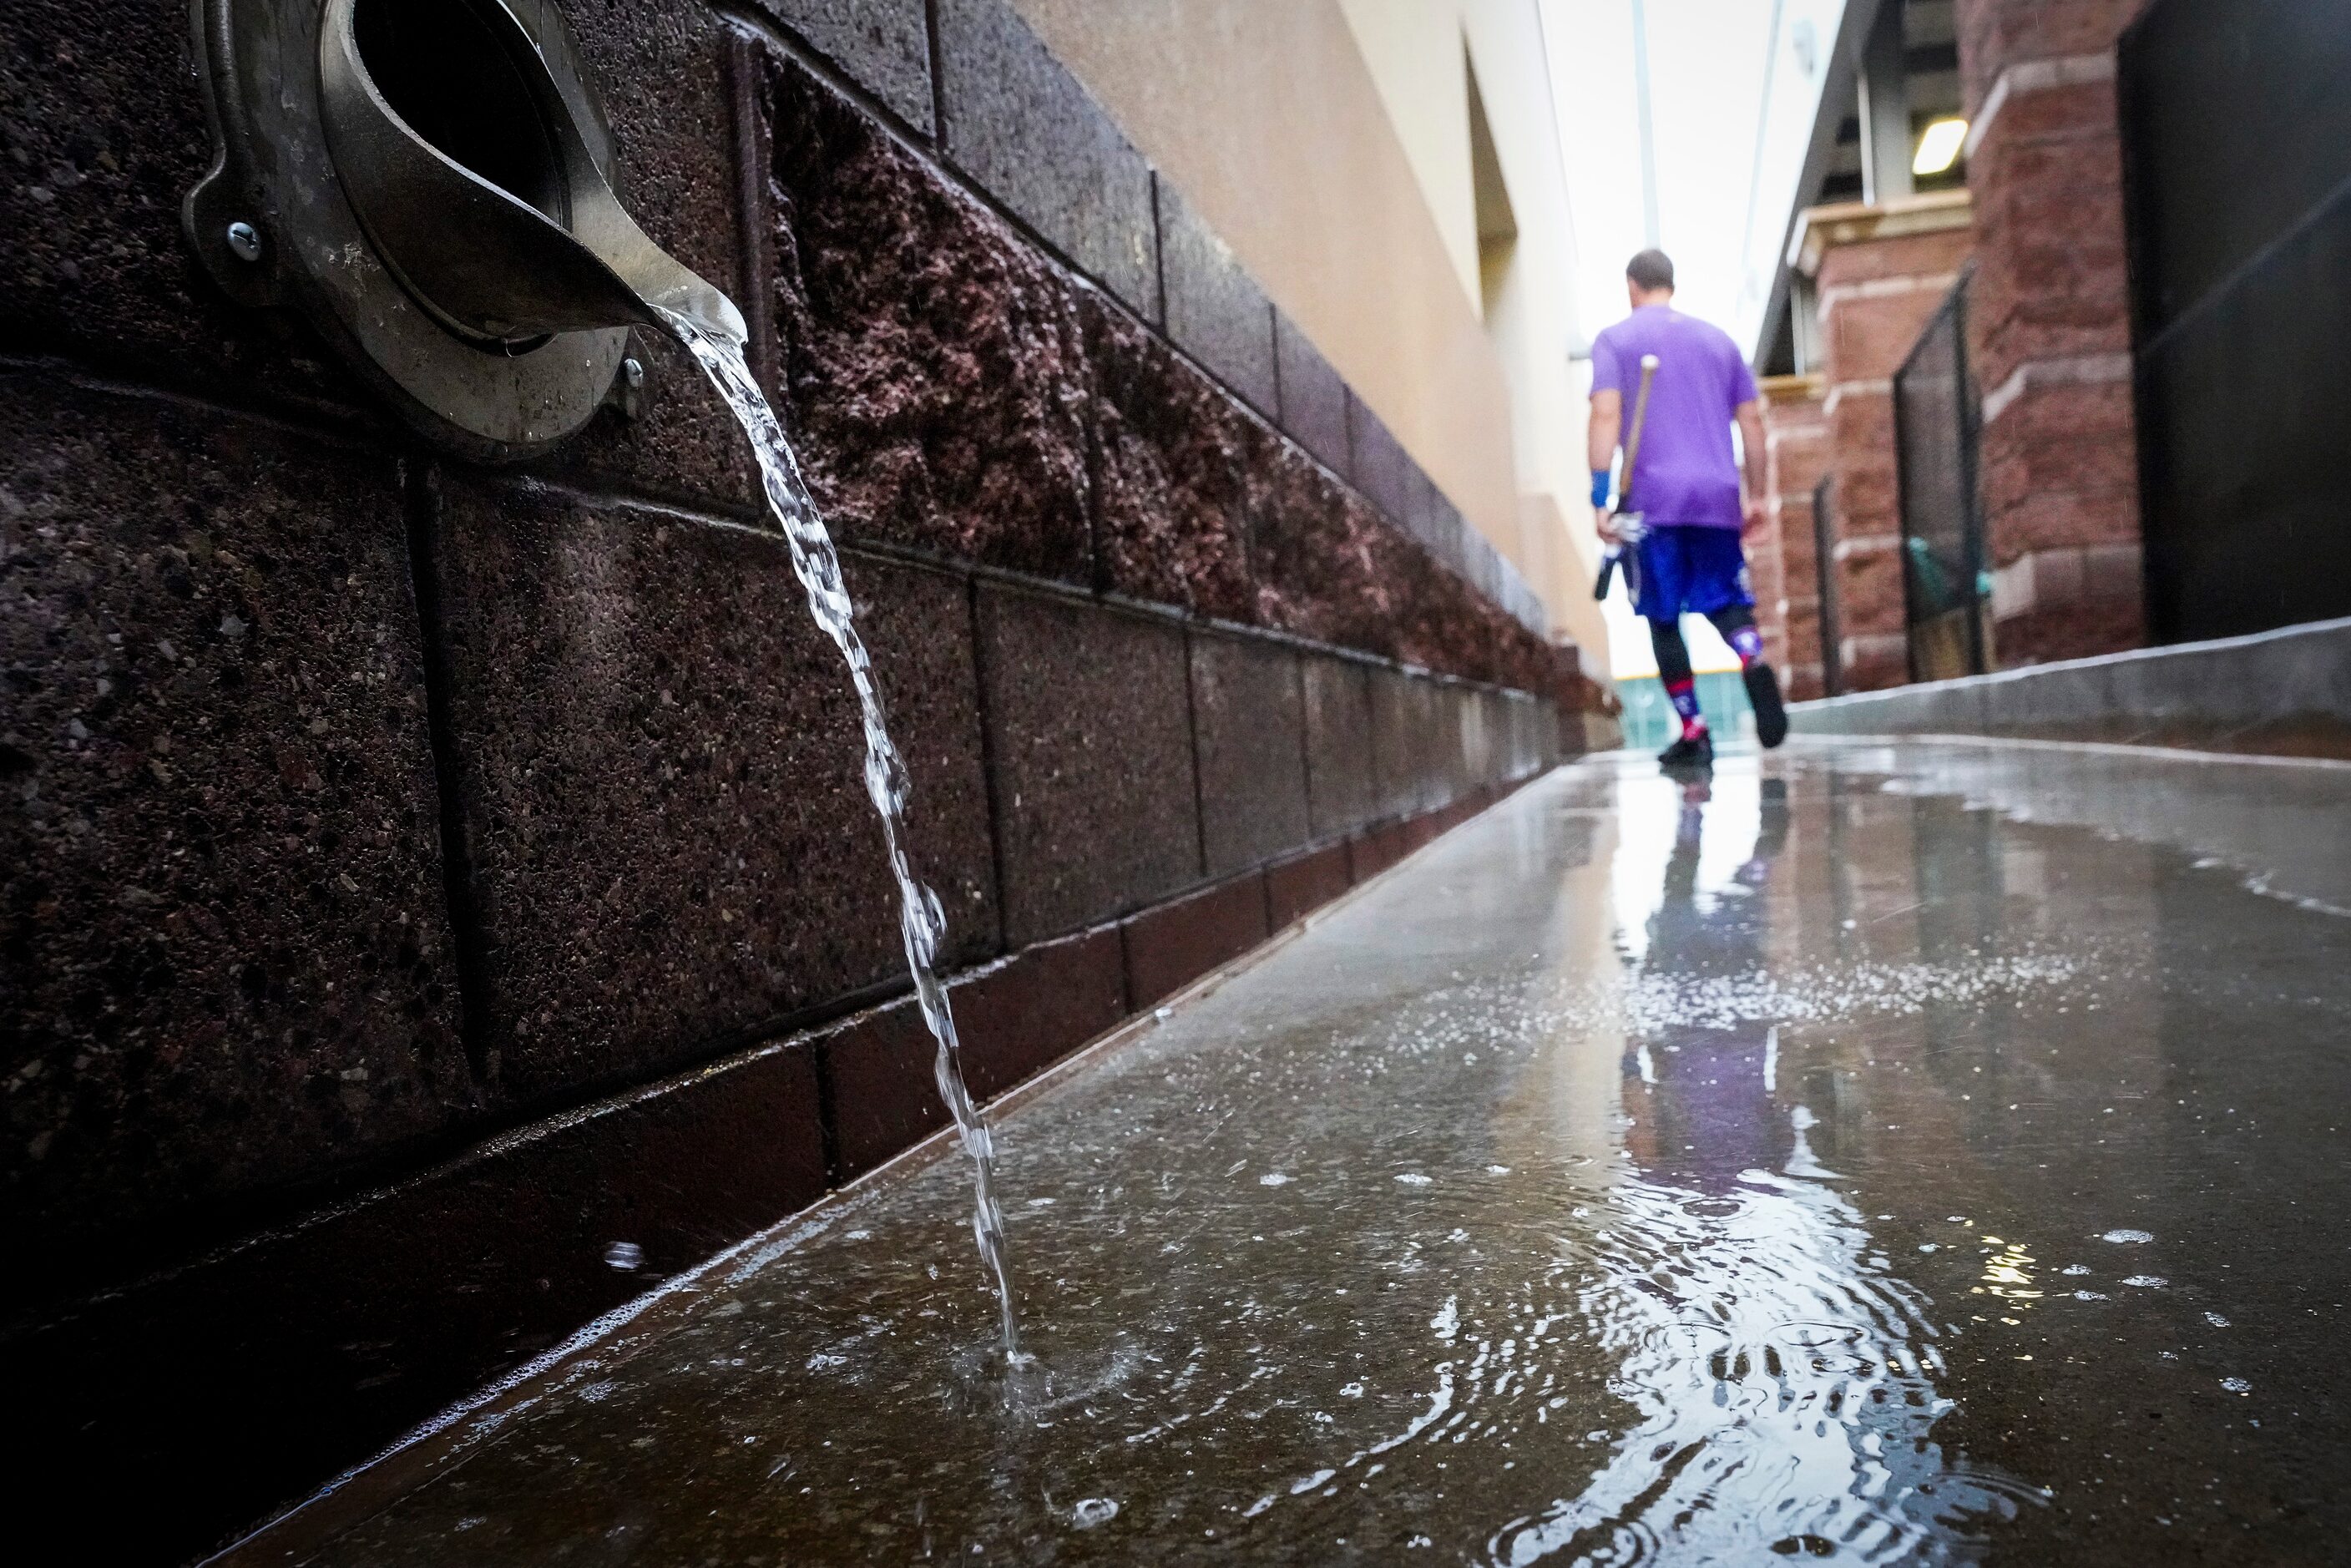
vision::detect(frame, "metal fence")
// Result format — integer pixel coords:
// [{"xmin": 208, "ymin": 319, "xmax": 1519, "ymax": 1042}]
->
[
  {"xmin": 2121, "ymin": 0, "xmax": 2351, "ymax": 641},
  {"xmin": 1892, "ymin": 271, "xmax": 1991, "ymax": 681}
]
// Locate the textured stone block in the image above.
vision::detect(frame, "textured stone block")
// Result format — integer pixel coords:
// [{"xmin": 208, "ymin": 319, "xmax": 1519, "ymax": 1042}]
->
[
  {"xmin": 1502, "ymin": 690, "xmax": 1544, "ymax": 779},
  {"xmin": 1442, "ymin": 684, "xmax": 1486, "ymax": 797},
  {"xmin": 1969, "ymin": 181, "xmax": 2130, "ymax": 377},
  {"xmin": 1346, "ymin": 818, "xmax": 1408, "ymax": 883},
  {"xmin": 1369, "ymin": 668, "xmax": 1449, "ymax": 817},
  {"xmin": 1418, "ymin": 680, "xmax": 1464, "ymax": 802},
  {"xmin": 817, "ymin": 997, "xmax": 934, "ymax": 1178},
  {"xmin": 1122, "ymin": 871, "xmax": 1270, "ymax": 1008},
  {"xmin": 1978, "ymin": 380, "xmax": 2138, "ymax": 515},
  {"xmin": 526, "ymin": 325, "xmax": 761, "ymax": 516},
  {"xmin": 527, "ymin": 0, "xmax": 761, "ymax": 512},
  {"xmin": 1377, "ymin": 524, "xmax": 1510, "ymax": 688},
  {"xmin": 1188, "ymin": 630, "xmax": 1312, "ymax": 875},
  {"xmin": 1251, "ymin": 446, "xmax": 1401, "ymax": 660},
  {"xmin": 1767, "ymin": 424, "xmax": 1832, "ymax": 498},
  {"xmin": 1248, "ymin": 439, "xmax": 1558, "ymax": 698},
  {"xmin": 427, "ymin": 477, "xmax": 997, "ymax": 1099},
  {"xmin": 1996, "ymin": 596, "xmax": 2145, "ymax": 668},
  {"xmin": 0, "ymin": 0, "xmax": 363, "ymax": 409},
  {"xmin": 1828, "ymin": 286, "xmax": 1962, "ymax": 380},
  {"xmin": 1156, "ymin": 180, "xmax": 1278, "ymax": 417},
  {"xmin": 763, "ymin": 52, "xmax": 1095, "ymax": 583},
  {"xmin": 1347, "ymin": 393, "xmax": 1415, "ymax": 527},
  {"xmin": 753, "ymin": 0, "xmax": 935, "ymax": 134},
  {"xmin": 1533, "ymin": 691, "xmax": 1566, "ymax": 769},
  {"xmin": 12, "ymin": 1033, "xmax": 824, "ymax": 1567},
  {"xmin": 1266, "ymin": 840, "xmax": 1352, "ymax": 928},
  {"xmin": 933, "ymin": 0, "xmax": 1160, "ymax": 321},
  {"xmin": 1492, "ymin": 692, "xmax": 1526, "ymax": 781},
  {"xmin": 975, "ymin": 586, "xmax": 1201, "ymax": 943},
  {"xmin": 1813, "ymin": 226, "xmax": 1975, "ymax": 291},
  {"xmin": 1839, "ymin": 635, "xmax": 1910, "ymax": 693},
  {"xmin": 1464, "ymin": 688, "xmax": 1503, "ymax": 787},
  {"xmin": 822, "ymin": 923, "xmax": 1128, "ymax": 1176},
  {"xmin": 0, "ymin": 376, "xmax": 468, "ymax": 1262},
  {"xmin": 1273, "ymin": 310, "xmax": 1351, "ymax": 481},
  {"xmin": 1405, "ymin": 461, "xmax": 1443, "ymax": 555},
  {"xmin": 1959, "ymin": 0, "xmax": 2140, "ymax": 110},
  {"xmin": 1082, "ymin": 297, "xmax": 1259, "ymax": 620},
  {"xmin": 1432, "ymin": 495, "xmax": 1473, "ymax": 585},
  {"xmin": 1301, "ymin": 654, "xmax": 1378, "ymax": 837},
  {"xmin": 949, "ymin": 924, "xmax": 1126, "ymax": 1100},
  {"xmin": 1836, "ymin": 542, "xmax": 1909, "ymax": 638},
  {"xmin": 1400, "ymin": 809, "xmax": 1443, "ymax": 853}
]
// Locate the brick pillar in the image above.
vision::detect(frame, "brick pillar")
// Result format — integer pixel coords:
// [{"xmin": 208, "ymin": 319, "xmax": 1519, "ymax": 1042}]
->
[
  {"xmin": 1956, "ymin": 0, "xmax": 2148, "ymax": 664},
  {"xmin": 1740, "ymin": 452, "xmax": 1788, "ymax": 674},
  {"xmin": 1792, "ymin": 194, "xmax": 1975, "ymax": 692},
  {"xmin": 1757, "ymin": 374, "xmax": 1829, "ymax": 700}
]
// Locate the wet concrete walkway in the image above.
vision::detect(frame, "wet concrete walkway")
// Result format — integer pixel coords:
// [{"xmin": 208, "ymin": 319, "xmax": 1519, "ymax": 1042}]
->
[{"xmin": 230, "ymin": 740, "xmax": 2351, "ymax": 1565}]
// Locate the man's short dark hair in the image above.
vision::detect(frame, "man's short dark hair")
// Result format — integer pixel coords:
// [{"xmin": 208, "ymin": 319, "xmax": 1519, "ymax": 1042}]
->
[{"xmin": 1626, "ymin": 249, "xmax": 1676, "ymax": 291}]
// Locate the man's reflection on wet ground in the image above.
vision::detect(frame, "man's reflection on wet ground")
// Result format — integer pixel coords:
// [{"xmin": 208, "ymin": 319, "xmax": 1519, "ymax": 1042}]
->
[{"xmin": 1489, "ymin": 775, "xmax": 2040, "ymax": 1565}]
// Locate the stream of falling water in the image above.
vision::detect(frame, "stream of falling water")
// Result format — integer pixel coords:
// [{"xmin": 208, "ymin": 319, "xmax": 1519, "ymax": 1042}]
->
[{"xmin": 660, "ymin": 310, "xmax": 1023, "ymax": 1367}]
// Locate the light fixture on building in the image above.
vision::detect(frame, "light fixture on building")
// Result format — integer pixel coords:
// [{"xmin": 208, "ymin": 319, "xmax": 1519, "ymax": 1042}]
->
[{"xmin": 1914, "ymin": 118, "xmax": 1969, "ymax": 177}]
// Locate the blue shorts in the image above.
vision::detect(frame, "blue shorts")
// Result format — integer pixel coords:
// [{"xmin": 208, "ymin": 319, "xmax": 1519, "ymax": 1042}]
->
[{"xmin": 1632, "ymin": 524, "xmax": 1754, "ymax": 623}]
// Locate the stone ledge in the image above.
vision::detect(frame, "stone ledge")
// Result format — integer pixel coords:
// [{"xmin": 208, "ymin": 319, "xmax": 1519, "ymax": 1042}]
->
[
  {"xmin": 1990, "ymin": 542, "xmax": 2143, "ymax": 622},
  {"xmin": 1793, "ymin": 615, "xmax": 2351, "ymax": 756},
  {"xmin": 1791, "ymin": 190, "xmax": 1974, "ymax": 276},
  {"xmin": 1980, "ymin": 351, "xmax": 2131, "ymax": 426},
  {"xmin": 1964, "ymin": 51, "xmax": 2116, "ymax": 160}
]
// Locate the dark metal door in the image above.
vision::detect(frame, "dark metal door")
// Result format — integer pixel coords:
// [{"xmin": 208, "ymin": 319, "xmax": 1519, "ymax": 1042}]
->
[
  {"xmin": 2120, "ymin": 0, "xmax": 2351, "ymax": 641},
  {"xmin": 1893, "ymin": 272, "xmax": 1990, "ymax": 681}
]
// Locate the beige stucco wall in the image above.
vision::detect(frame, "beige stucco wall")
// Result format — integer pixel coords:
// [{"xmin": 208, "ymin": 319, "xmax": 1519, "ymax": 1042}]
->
[{"xmin": 1009, "ymin": 0, "xmax": 1609, "ymax": 663}]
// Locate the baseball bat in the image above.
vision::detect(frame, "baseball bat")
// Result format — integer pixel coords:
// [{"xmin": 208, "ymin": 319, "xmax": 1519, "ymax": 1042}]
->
[{"xmin": 1594, "ymin": 353, "xmax": 1661, "ymax": 600}]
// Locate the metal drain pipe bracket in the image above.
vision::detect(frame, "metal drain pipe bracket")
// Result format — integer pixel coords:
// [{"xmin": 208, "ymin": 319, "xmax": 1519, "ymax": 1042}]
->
[{"xmin": 184, "ymin": 0, "xmax": 741, "ymax": 461}]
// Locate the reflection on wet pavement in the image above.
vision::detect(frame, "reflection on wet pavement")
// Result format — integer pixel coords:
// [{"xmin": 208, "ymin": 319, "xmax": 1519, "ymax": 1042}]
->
[{"xmin": 245, "ymin": 741, "xmax": 2351, "ymax": 1566}]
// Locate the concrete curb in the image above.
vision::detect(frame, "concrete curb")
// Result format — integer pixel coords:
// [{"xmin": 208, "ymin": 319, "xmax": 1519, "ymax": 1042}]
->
[{"xmin": 1792, "ymin": 616, "xmax": 2351, "ymax": 754}]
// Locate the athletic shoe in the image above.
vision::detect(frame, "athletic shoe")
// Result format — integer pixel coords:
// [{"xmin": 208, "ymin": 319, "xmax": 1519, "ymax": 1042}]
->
[
  {"xmin": 1657, "ymin": 731, "xmax": 1714, "ymax": 771},
  {"xmin": 1744, "ymin": 660, "xmax": 1788, "ymax": 749}
]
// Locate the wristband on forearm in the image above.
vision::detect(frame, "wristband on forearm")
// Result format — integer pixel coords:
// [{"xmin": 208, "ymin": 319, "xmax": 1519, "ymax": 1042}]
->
[{"xmin": 1590, "ymin": 469, "xmax": 1614, "ymax": 510}]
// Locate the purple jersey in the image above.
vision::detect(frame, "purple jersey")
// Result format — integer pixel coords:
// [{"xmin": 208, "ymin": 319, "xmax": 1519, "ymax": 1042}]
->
[{"xmin": 1590, "ymin": 306, "xmax": 1759, "ymax": 529}]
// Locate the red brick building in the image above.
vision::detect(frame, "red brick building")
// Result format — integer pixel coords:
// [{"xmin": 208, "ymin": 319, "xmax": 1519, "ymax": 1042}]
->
[{"xmin": 1747, "ymin": 0, "xmax": 2153, "ymax": 689}]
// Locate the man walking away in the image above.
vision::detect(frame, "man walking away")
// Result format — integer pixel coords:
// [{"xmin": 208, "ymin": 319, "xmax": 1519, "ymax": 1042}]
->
[{"xmin": 1588, "ymin": 249, "xmax": 1787, "ymax": 769}]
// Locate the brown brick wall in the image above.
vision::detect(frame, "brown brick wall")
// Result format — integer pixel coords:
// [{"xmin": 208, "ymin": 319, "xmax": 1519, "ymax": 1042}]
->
[
  {"xmin": 1803, "ymin": 217, "xmax": 1975, "ymax": 691},
  {"xmin": 1759, "ymin": 377, "xmax": 1829, "ymax": 699},
  {"xmin": 1956, "ymin": 0, "xmax": 2149, "ymax": 663}
]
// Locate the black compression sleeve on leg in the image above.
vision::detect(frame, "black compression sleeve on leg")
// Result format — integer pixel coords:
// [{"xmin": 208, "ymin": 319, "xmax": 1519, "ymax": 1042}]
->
[
  {"xmin": 1650, "ymin": 620, "xmax": 1695, "ymax": 687},
  {"xmin": 1706, "ymin": 604, "xmax": 1757, "ymax": 640}
]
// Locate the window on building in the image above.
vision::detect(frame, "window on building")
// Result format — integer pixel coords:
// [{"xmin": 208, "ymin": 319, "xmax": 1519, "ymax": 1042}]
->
[{"xmin": 1466, "ymin": 52, "xmax": 1518, "ymax": 325}]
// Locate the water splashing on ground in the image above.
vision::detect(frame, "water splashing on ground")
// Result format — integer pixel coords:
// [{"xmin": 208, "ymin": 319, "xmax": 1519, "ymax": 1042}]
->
[
  {"xmin": 660, "ymin": 309, "xmax": 1021, "ymax": 1366},
  {"xmin": 255, "ymin": 748, "xmax": 2351, "ymax": 1565}
]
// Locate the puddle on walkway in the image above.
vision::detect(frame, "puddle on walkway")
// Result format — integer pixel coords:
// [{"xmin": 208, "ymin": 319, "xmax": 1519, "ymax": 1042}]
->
[{"xmin": 269, "ymin": 746, "xmax": 2351, "ymax": 1565}]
